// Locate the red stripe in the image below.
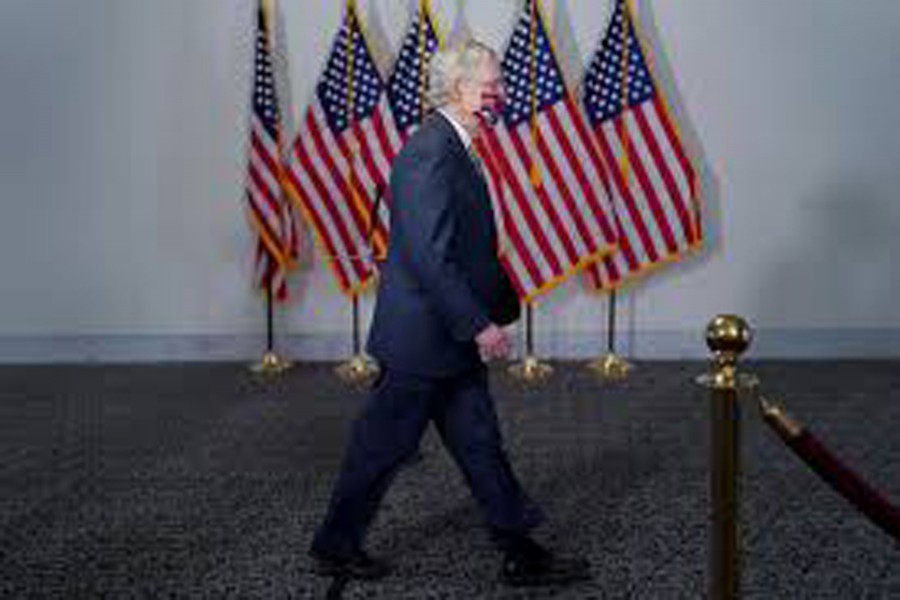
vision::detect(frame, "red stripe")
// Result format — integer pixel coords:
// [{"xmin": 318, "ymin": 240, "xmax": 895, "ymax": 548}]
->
[
  {"xmin": 304, "ymin": 111, "xmax": 353, "ymax": 212},
  {"xmin": 247, "ymin": 192, "xmax": 286, "ymax": 264},
  {"xmin": 311, "ymin": 114, "xmax": 373, "ymax": 247},
  {"xmin": 653, "ymin": 97, "xmax": 696, "ymax": 201},
  {"xmin": 506, "ymin": 128, "xmax": 572, "ymax": 275},
  {"xmin": 602, "ymin": 254, "xmax": 621, "ymax": 285},
  {"xmin": 370, "ymin": 106, "xmax": 399, "ymax": 175},
  {"xmin": 478, "ymin": 134, "xmax": 550, "ymax": 287},
  {"xmin": 247, "ymin": 160, "xmax": 280, "ymax": 218},
  {"xmin": 331, "ymin": 129, "xmax": 385, "ymax": 263},
  {"xmin": 484, "ymin": 130, "xmax": 562, "ymax": 279},
  {"xmin": 475, "ymin": 138, "xmax": 534, "ymax": 297},
  {"xmin": 293, "ymin": 124, "xmax": 369, "ymax": 285},
  {"xmin": 350, "ymin": 120, "xmax": 385, "ymax": 191},
  {"xmin": 545, "ymin": 106, "xmax": 615, "ymax": 247},
  {"xmin": 347, "ymin": 122, "xmax": 389, "ymax": 257},
  {"xmin": 250, "ymin": 129, "xmax": 282, "ymax": 192},
  {"xmin": 531, "ymin": 118, "xmax": 596, "ymax": 257},
  {"xmin": 633, "ymin": 104, "xmax": 696, "ymax": 248},
  {"xmin": 594, "ymin": 123, "xmax": 660, "ymax": 263},
  {"xmin": 616, "ymin": 114, "xmax": 678, "ymax": 255},
  {"xmin": 652, "ymin": 97, "xmax": 702, "ymax": 241},
  {"xmin": 565, "ymin": 96, "xmax": 616, "ymax": 202},
  {"xmin": 283, "ymin": 164, "xmax": 353, "ymax": 292}
]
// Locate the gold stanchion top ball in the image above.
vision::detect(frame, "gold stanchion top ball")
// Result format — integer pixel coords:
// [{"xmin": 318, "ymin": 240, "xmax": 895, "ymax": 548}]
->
[{"xmin": 705, "ymin": 314, "xmax": 752, "ymax": 356}]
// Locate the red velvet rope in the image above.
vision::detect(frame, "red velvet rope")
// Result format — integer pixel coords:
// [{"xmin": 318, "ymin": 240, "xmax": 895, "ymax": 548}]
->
[{"xmin": 763, "ymin": 412, "xmax": 900, "ymax": 542}]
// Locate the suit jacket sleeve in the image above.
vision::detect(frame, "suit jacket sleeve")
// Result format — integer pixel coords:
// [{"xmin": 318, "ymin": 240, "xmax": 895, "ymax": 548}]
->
[{"xmin": 392, "ymin": 152, "xmax": 491, "ymax": 342}]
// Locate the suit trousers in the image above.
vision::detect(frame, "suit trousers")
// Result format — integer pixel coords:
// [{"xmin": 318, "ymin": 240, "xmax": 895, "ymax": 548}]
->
[{"xmin": 311, "ymin": 364, "xmax": 544, "ymax": 556}]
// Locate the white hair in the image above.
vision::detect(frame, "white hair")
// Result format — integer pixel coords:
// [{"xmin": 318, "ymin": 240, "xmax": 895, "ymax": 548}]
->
[{"xmin": 425, "ymin": 39, "xmax": 497, "ymax": 110}]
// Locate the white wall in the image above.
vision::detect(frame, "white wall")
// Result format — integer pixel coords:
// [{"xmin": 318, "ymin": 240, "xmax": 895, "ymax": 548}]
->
[{"xmin": 1, "ymin": 0, "xmax": 898, "ymax": 362}]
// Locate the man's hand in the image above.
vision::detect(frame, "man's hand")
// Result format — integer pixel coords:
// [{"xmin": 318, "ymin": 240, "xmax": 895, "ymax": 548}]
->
[{"xmin": 475, "ymin": 323, "xmax": 511, "ymax": 362}]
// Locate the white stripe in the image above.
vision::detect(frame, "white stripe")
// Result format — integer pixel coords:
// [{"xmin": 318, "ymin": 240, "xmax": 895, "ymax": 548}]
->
[
  {"xmin": 380, "ymin": 100, "xmax": 403, "ymax": 155},
  {"xmin": 289, "ymin": 130, "xmax": 361, "ymax": 266},
  {"xmin": 479, "ymin": 143, "xmax": 541, "ymax": 295},
  {"xmin": 642, "ymin": 102, "xmax": 696, "ymax": 242},
  {"xmin": 248, "ymin": 148, "xmax": 282, "ymax": 208},
  {"xmin": 495, "ymin": 126, "xmax": 571, "ymax": 273},
  {"xmin": 623, "ymin": 110, "xmax": 688, "ymax": 251},
  {"xmin": 530, "ymin": 115, "xmax": 592, "ymax": 258},
  {"xmin": 247, "ymin": 180, "xmax": 282, "ymax": 239},
  {"xmin": 552, "ymin": 105, "xmax": 617, "ymax": 245},
  {"xmin": 501, "ymin": 178, "xmax": 555, "ymax": 291},
  {"xmin": 302, "ymin": 109, "xmax": 372, "ymax": 262},
  {"xmin": 595, "ymin": 134, "xmax": 652, "ymax": 269},
  {"xmin": 601, "ymin": 119, "xmax": 666, "ymax": 262},
  {"xmin": 251, "ymin": 114, "xmax": 281, "ymax": 162},
  {"xmin": 358, "ymin": 117, "xmax": 390, "ymax": 187},
  {"xmin": 339, "ymin": 127, "xmax": 379, "ymax": 198},
  {"xmin": 542, "ymin": 106, "xmax": 611, "ymax": 253}
]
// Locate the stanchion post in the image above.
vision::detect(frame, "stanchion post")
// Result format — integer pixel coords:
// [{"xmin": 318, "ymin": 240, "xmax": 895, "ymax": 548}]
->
[{"xmin": 700, "ymin": 315, "xmax": 753, "ymax": 600}]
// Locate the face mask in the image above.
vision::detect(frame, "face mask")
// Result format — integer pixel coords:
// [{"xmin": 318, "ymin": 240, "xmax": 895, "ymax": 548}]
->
[{"xmin": 475, "ymin": 92, "xmax": 504, "ymax": 127}]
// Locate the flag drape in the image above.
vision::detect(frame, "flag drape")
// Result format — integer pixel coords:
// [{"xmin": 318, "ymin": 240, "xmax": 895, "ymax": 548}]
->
[
  {"xmin": 386, "ymin": 1, "xmax": 441, "ymax": 141},
  {"xmin": 477, "ymin": 0, "xmax": 618, "ymax": 302},
  {"xmin": 581, "ymin": 0, "xmax": 702, "ymax": 291},
  {"xmin": 245, "ymin": 0, "xmax": 298, "ymax": 301},
  {"xmin": 285, "ymin": 1, "xmax": 402, "ymax": 296}
]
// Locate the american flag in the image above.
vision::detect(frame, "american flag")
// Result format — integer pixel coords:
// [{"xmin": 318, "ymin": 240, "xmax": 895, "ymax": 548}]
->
[
  {"xmin": 581, "ymin": 0, "xmax": 702, "ymax": 291},
  {"xmin": 284, "ymin": 2, "xmax": 401, "ymax": 296},
  {"xmin": 477, "ymin": 0, "xmax": 618, "ymax": 301},
  {"xmin": 245, "ymin": 0, "xmax": 298, "ymax": 301},
  {"xmin": 386, "ymin": 1, "xmax": 440, "ymax": 140}
]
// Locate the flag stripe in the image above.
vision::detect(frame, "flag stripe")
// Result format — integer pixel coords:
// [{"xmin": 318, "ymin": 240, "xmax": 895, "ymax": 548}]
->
[
  {"xmin": 595, "ymin": 123, "xmax": 660, "ymax": 263},
  {"xmin": 476, "ymin": 140, "xmax": 546, "ymax": 291},
  {"xmin": 633, "ymin": 105, "xmax": 692, "ymax": 249},
  {"xmin": 619, "ymin": 112, "xmax": 679, "ymax": 254},
  {"xmin": 532, "ymin": 120, "xmax": 594, "ymax": 257},
  {"xmin": 485, "ymin": 130, "xmax": 565, "ymax": 277},
  {"xmin": 285, "ymin": 3, "xmax": 400, "ymax": 295},
  {"xmin": 291, "ymin": 127, "xmax": 369, "ymax": 283},
  {"xmin": 580, "ymin": 0, "xmax": 703, "ymax": 290},
  {"xmin": 498, "ymin": 128, "xmax": 571, "ymax": 275},
  {"xmin": 544, "ymin": 107, "xmax": 613, "ymax": 247},
  {"xmin": 284, "ymin": 173, "xmax": 354, "ymax": 291}
]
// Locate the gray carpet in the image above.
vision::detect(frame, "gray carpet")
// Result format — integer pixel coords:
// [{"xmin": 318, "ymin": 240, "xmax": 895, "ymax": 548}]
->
[{"xmin": 0, "ymin": 361, "xmax": 897, "ymax": 598}]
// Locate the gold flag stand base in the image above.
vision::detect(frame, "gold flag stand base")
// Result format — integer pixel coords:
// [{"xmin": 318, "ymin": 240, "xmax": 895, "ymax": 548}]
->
[
  {"xmin": 335, "ymin": 354, "xmax": 379, "ymax": 386},
  {"xmin": 249, "ymin": 351, "xmax": 292, "ymax": 376},
  {"xmin": 508, "ymin": 354, "xmax": 553, "ymax": 384},
  {"xmin": 586, "ymin": 353, "xmax": 633, "ymax": 381}
]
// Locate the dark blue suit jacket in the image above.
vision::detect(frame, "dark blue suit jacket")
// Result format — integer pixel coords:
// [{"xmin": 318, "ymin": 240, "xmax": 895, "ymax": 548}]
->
[{"xmin": 367, "ymin": 112, "xmax": 521, "ymax": 376}]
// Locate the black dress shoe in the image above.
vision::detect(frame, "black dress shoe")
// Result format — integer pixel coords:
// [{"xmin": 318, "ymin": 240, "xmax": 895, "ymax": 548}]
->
[
  {"xmin": 309, "ymin": 548, "xmax": 392, "ymax": 581},
  {"xmin": 500, "ymin": 541, "xmax": 591, "ymax": 587}
]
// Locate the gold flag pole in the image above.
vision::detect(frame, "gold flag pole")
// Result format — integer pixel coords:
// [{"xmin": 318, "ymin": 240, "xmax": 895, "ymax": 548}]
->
[
  {"xmin": 586, "ymin": 289, "xmax": 632, "ymax": 380},
  {"xmin": 509, "ymin": 302, "xmax": 553, "ymax": 383},
  {"xmin": 587, "ymin": 0, "xmax": 636, "ymax": 381},
  {"xmin": 335, "ymin": 292, "xmax": 378, "ymax": 384},
  {"xmin": 335, "ymin": 0, "xmax": 378, "ymax": 386}
]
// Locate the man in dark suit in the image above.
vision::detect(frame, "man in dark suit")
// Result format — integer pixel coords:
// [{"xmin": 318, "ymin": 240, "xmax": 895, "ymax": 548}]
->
[{"xmin": 309, "ymin": 39, "xmax": 589, "ymax": 588}]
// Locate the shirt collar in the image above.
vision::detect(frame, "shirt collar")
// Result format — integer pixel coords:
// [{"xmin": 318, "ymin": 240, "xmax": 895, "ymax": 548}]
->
[{"xmin": 437, "ymin": 107, "xmax": 472, "ymax": 151}]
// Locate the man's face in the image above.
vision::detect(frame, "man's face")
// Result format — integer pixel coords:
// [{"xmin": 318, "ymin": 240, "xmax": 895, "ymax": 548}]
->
[{"xmin": 456, "ymin": 55, "xmax": 505, "ymax": 129}]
